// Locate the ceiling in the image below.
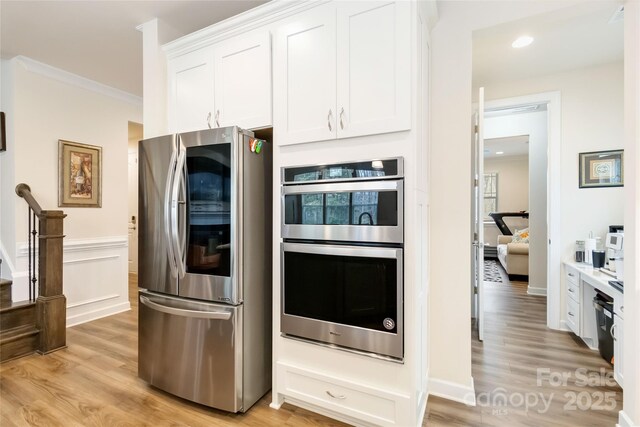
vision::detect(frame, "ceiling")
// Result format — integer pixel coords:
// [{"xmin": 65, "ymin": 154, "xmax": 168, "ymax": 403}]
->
[
  {"xmin": 473, "ymin": 2, "xmax": 624, "ymax": 86},
  {"xmin": 0, "ymin": 1, "xmax": 268, "ymax": 97},
  {"xmin": 485, "ymin": 135, "xmax": 529, "ymax": 159}
]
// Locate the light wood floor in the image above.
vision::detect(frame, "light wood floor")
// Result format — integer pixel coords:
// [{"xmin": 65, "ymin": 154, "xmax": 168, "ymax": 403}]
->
[
  {"xmin": 425, "ymin": 265, "xmax": 622, "ymax": 426},
  {"xmin": 0, "ymin": 272, "xmax": 622, "ymax": 426}
]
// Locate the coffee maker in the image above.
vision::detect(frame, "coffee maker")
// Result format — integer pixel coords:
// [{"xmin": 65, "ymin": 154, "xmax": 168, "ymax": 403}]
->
[{"xmin": 604, "ymin": 231, "xmax": 624, "ymax": 281}]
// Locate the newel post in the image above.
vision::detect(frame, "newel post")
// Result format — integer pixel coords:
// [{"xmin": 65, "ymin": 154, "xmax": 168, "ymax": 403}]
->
[{"xmin": 37, "ymin": 209, "xmax": 67, "ymax": 354}]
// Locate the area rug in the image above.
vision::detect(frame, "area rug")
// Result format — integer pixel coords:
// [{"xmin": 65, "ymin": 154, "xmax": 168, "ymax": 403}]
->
[{"xmin": 484, "ymin": 259, "xmax": 503, "ymax": 283}]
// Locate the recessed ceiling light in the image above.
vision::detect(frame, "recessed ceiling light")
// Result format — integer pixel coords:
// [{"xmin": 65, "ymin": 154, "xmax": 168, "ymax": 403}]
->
[
  {"xmin": 512, "ymin": 36, "xmax": 534, "ymax": 49},
  {"xmin": 496, "ymin": 151, "xmax": 504, "ymax": 155}
]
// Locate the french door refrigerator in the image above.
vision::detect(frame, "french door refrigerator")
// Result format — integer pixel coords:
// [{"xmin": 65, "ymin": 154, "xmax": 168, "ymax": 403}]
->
[{"xmin": 137, "ymin": 126, "xmax": 272, "ymax": 412}]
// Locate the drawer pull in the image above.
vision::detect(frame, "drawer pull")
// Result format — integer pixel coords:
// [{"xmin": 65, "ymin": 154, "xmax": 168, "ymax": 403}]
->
[
  {"xmin": 568, "ymin": 312, "xmax": 574, "ymax": 317},
  {"xmin": 568, "ymin": 273, "xmax": 575, "ymax": 277},
  {"xmin": 326, "ymin": 391, "xmax": 346, "ymax": 400},
  {"xmin": 568, "ymin": 288, "xmax": 574, "ymax": 293}
]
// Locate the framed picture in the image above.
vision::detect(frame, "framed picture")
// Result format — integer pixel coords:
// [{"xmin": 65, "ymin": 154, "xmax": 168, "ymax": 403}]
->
[
  {"xmin": 0, "ymin": 112, "xmax": 6, "ymax": 152},
  {"xmin": 58, "ymin": 140, "xmax": 102, "ymax": 207},
  {"xmin": 579, "ymin": 149, "xmax": 623, "ymax": 188}
]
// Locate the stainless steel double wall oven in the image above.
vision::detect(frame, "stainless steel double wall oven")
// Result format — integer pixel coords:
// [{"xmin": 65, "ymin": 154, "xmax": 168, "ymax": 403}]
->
[{"xmin": 281, "ymin": 158, "xmax": 404, "ymax": 360}]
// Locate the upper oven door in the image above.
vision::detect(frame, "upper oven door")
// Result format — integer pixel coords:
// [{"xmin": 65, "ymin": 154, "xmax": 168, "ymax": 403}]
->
[{"xmin": 282, "ymin": 179, "xmax": 403, "ymax": 244}]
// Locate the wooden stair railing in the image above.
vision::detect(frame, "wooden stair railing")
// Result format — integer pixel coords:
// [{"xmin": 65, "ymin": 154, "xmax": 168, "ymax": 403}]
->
[{"xmin": 15, "ymin": 183, "xmax": 67, "ymax": 354}]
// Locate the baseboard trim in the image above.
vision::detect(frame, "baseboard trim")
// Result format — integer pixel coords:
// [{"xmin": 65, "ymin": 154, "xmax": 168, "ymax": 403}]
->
[
  {"xmin": 67, "ymin": 301, "xmax": 131, "ymax": 327},
  {"xmin": 617, "ymin": 410, "xmax": 637, "ymax": 427},
  {"xmin": 527, "ymin": 286, "xmax": 547, "ymax": 296},
  {"xmin": 429, "ymin": 377, "xmax": 476, "ymax": 406}
]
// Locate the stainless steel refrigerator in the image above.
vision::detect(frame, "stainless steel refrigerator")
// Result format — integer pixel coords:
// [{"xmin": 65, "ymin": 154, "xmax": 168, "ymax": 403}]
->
[{"xmin": 137, "ymin": 126, "xmax": 272, "ymax": 412}]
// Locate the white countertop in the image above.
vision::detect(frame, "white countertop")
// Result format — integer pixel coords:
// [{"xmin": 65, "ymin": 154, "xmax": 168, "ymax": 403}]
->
[{"xmin": 564, "ymin": 261, "xmax": 623, "ymax": 299}]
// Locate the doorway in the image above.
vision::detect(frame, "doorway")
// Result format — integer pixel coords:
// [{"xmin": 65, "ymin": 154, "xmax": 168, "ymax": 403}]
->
[{"xmin": 128, "ymin": 121, "xmax": 143, "ymax": 276}]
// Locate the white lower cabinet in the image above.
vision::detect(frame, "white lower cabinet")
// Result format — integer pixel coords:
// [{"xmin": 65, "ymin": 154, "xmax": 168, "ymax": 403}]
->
[
  {"xmin": 276, "ymin": 362, "xmax": 409, "ymax": 426},
  {"xmin": 613, "ymin": 314, "xmax": 623, "ymax": 387},
  {"xmin": 564, "ymin": 264, "xmax": 580, "ymax": 335},
  {"xmin": 566, "ymin": 297, "xmax": 580, "ymax": 335}
]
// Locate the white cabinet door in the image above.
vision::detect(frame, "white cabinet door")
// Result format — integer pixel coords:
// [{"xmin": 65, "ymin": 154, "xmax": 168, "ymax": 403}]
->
[
  {"xmin": 274, "ymin": 4, "xmax": 336, "ymax": 146},
  {"xmin": 613, "ymin": 314, "xmax": 623, "ymax": 388},
  {"xmin": 336, "ymin": 1, "xmax": 411, "ymax": 138},
  {"xmin": 168, "ymin": 47, "xmax": 216, "ymax": 133},
  {"xmin": 214, "ymin": 31, "xmax": 272, "ymax": 130}
]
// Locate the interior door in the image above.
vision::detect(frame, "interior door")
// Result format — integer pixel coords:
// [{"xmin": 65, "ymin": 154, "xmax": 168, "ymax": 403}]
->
[
  {"xmin": 128, "ymin": 150, "xmax": 139, "ymax": 273},
  {"xmin": 473, "ymin": 88, "xmax": 486, "ymax": 341}
]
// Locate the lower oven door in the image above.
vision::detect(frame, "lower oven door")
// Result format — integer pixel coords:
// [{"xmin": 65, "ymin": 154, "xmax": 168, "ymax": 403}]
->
[{"xmin": 281, "ymin": 242, "xmax": 403, "ymax": 360}]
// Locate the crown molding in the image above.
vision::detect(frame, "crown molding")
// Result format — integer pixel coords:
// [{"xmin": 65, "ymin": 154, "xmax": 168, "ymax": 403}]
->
[
  {"xmin": 163, "ymin": 0, "xmax": 330, "ymax": 59},
  {"xmin": 15, "ymin": 56, "xmax": 142, "ymax": 106}
]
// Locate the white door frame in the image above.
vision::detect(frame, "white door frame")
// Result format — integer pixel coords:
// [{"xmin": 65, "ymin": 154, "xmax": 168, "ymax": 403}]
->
[{"xmin": 482, "ymin": 91, "xmax": 562, "ymax": 330}]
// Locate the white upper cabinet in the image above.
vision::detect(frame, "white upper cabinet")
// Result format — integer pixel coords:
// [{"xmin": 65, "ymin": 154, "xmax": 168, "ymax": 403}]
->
[
  {"xmin": 336, "ymin": 1, "xmax": 411, "ymax": 138},
  {"xmin": 274, "ymin": 4, "xmax": 337, "ymax": 146},
  {"xmin": 274, "ymin": 1, "xmax": 411, "ymax": 146},
  {"xmin": 167, "ymin": 29, "xmax": 272, "ymax": 133},
  {"xmin": 168, "ymin": 46, "xmax": 215, "ymax": 134},
  {"xmin": 214, "ymin": 31, "xmax": 272, "ymax": 129}
]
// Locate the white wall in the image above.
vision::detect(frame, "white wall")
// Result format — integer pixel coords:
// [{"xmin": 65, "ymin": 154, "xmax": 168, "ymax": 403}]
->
[
  {"xmin": 483, "ymin": 155, "xmax": 528, "ymax": 246},
  {"xmin": 484, "ymin": 110, "xmax": 548, "ymax": 292},
  {"xmin": 429, "ymin": 0, "xmax": 588, "ymax": 401},
  {"xmin": 0, "ymin": 56, "xmax": 142, "ymax": 325}
]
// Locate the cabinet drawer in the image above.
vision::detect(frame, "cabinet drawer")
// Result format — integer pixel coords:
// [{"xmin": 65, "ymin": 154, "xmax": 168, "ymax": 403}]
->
[
  {"xmin": 565, "ymin": 267, "xmax": 578, "ymax": 286},
  {"xmin": 567, "ymin": 280, "xmax": 579, "ymax": 303},
  {"xmin": 277, "ymin": 362, "xmax": 405, "ymax": 425},
  {"xmin": 566, "ymin": 298, "xmax": 580, "ymax": 335}
]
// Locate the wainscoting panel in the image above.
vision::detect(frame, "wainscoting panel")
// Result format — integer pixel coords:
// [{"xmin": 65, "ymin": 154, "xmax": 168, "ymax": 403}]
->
[{"xmin": 15, "ymin": 236, "xmax": 131, "ymax": 326}]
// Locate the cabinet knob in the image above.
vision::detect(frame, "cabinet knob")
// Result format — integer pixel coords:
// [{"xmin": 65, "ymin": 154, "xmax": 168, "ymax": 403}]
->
[
  {"xmin": 568, "ymin": 311, "xmax": 574, "ymax": 317},
  {"xmin": 339, "ymin": 107, "xmax": 345, "ymax": 130},
  {"xmin": 568, "ymin": 288, "xmax": 574, "ymax": 293},
  {"xmin": 207, "ymin": 112, "xmax": 212, "ymax": 129},
  {"xmin": 215, "ymin": 110, "xmax": 220, "ymax": 127},
  {"xmin": 327, "ymin": 109, "xmax": 333, "ymax": 132}
]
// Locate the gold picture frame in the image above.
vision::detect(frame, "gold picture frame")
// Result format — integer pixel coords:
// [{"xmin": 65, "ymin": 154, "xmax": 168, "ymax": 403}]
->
[{"xmin": 58, "ymin": 140, "xmax": 102, "ymax": 207}]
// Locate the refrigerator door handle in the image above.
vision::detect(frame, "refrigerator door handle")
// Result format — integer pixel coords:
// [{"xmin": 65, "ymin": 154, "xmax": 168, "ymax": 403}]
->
[
  {"xmin": 164, "ymin": 149, "xmax": 179, "ymax": 278},
  {"xmin": 140, "ymin": 296, "xmax": 232, "ymax": 320},
  {"xmin": 172, "ymin": 145, "xmax": 187, "ymax": 279}
]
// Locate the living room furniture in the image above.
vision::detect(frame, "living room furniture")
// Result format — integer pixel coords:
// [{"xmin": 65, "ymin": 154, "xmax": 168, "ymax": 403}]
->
[{"xmin": 497, "ymin": 235, "xmax": 529, "ymax": 280}]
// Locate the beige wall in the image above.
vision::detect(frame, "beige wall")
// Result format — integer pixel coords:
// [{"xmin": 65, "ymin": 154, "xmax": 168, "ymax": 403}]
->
[
  {"xmin": 483, "ymin": 155, "xmax": 528, "ymax": 246},
  {"xmin": 484, "ymin": 155, "xmax": 529, "ymax": 213},
  {"xmin": 0, "ymin": 57, "xmax": 142, "ymax": 322}
]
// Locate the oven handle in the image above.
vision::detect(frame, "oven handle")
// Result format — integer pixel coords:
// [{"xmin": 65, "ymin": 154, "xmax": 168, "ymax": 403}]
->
[
  {"xmin": 282, "ymin": 242, "xmax": 402, "ymax": 259},
  {"xmin": 282, "ymin": 179, "xmax": 402, "ymax": 195}
]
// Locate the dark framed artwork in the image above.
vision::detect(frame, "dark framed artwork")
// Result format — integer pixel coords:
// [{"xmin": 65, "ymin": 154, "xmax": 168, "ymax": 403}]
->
[
  {"xmin": 58, "ymin": 140, "xmax": 102, "ymax": 207},
  {"xmin": 579, "ymin": 149, "xmax": 623, "ymax": 188},
  {"xmin": 0, "ymin": 112, "xmax": 6, "ymax": 152}
]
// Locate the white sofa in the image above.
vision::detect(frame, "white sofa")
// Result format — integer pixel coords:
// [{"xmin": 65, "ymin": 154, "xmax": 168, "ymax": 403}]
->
[{"xmin": 497, "ymin": 235, "xmax": 529, "ymax": 280}]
